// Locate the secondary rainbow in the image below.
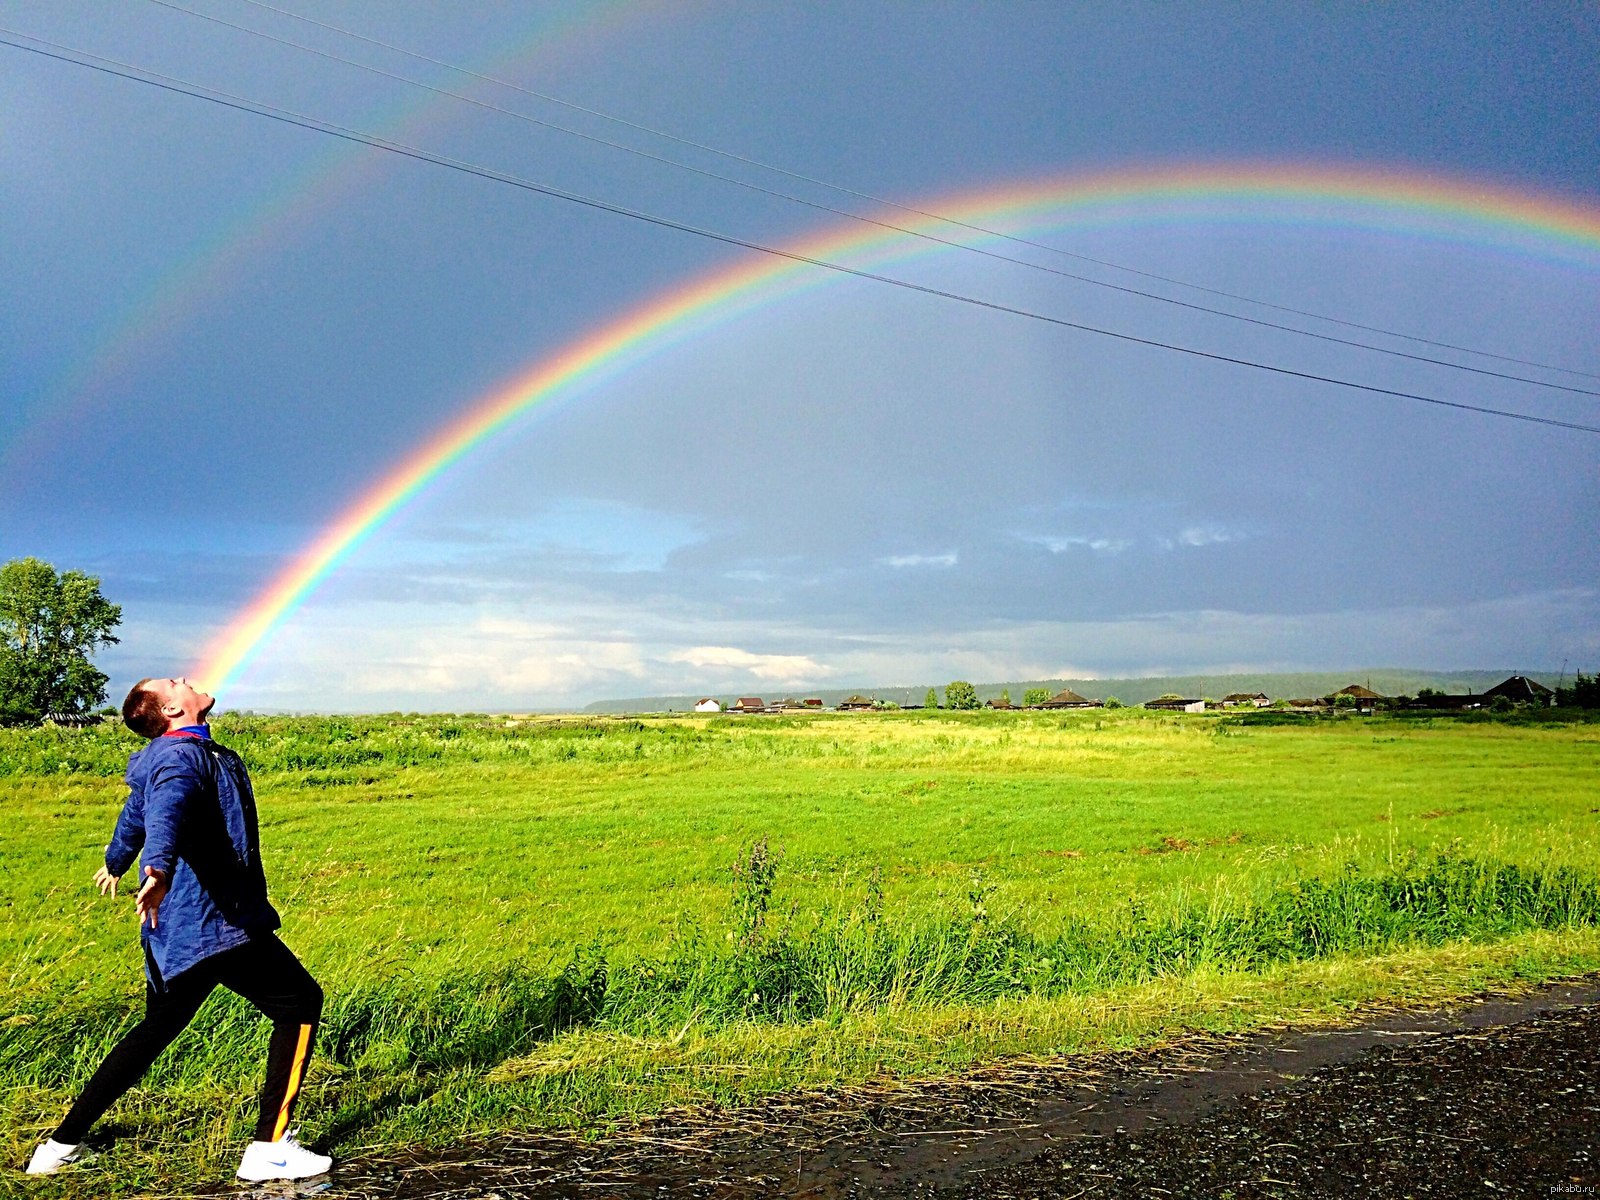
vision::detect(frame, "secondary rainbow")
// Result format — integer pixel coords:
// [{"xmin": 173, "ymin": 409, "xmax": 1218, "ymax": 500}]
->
[
  {"xmin": 194, "ymin": 161, "xmax": 1600, "ymax": 692},
  {"xmin": 1, "ymin": 0, "xmax": 647, "ymax": 481}
]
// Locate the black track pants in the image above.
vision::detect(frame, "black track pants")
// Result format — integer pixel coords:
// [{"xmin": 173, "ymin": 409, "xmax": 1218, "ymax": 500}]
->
[{"xmin": 54, "ymin": 934, "xmax": 323, "ymax": 1144}]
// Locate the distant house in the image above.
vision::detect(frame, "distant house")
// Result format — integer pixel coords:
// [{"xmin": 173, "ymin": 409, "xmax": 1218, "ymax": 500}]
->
[
  {"xmin": 1145, "ymin": 697, "xmax": 1205, "ymax": 713},
  {"xmin": 772, "ymin": 698, "xmax": 823, "ymax": 712},
  {"xmin": 985, "ymin": 698, "xmax": 1016, "ymax": 710},
  {"xmin": 1330, "ymin": 684, "xmax": 1385, "ymax": 702},
  {"xmin": 837, "ymin": 695, "xmax": 876, "ymax": 711},
  {"xmin": 1327, "ymin": 684, "xmax": 1386, "ymax": 712},
  {"xmin": 1041, "ymin": 688, "xmax": 1103, "ymax": 709},
  {"xmin": 1483, "ymin": 675, "xmax": 1553, "ymax": 705},
  {"xmin": 1416, "ymin": 676, "xmax": 1554, "ymax": 711},
  {"xmin": 731, "ymin": 697, "xmax": 768, "ymax": 713},
  {"xmin": 1409, "ymin": 692, "xmax": 1482, "ymax": 710},
  {"xmin": 1287, "ymin": 697, "xmax": 1328, "ymax": 709},
  {"xmin": 693, "ymin": 698, "xmax": 723, "ymax": 713},
  {"xmin": 1221, "ymin": 692, "xmax": 1271, "ymax": 708}
]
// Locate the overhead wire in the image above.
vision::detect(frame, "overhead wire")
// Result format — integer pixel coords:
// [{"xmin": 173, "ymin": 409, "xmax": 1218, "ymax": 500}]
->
[
  {"xmin": 230, "ymin": 0, "xmax": 1600, "ymax": 384},
  {"xmin": 137, "ymin": 0, "xmax": 1600, "ymax": 400},
  {"xmin": 3, "ymin": 29, "xmax": 1597, "ymax": 437}
]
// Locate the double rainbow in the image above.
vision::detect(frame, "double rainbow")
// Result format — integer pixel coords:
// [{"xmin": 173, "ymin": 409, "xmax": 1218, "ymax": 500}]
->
[{"xmin": 194, "ymin": 162, "xmax": 1600, "ymax": 693}]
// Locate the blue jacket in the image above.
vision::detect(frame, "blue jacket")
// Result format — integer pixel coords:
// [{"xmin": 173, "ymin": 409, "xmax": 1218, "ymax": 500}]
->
[{"xmin": 105, "ymin": 732, "xmax": 280, "ymax": 987}]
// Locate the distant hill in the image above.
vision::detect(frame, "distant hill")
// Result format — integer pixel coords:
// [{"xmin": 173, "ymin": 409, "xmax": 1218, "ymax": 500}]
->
[{"xmin": 582, "ymin": 669, "xmax": 1550, "ymax": 713}]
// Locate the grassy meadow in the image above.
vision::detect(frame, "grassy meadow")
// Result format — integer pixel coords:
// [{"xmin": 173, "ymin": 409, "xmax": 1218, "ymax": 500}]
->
[{"xmin": 2, "ymin": 706, "xmax": 1597, "ymax": 1193}]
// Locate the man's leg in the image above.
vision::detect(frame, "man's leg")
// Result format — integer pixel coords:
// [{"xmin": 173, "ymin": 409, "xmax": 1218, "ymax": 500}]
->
[
  {"xmin": 51, "ymin": 967, "xmax": 216, "ymax": 1145},
  {"xmin": 210, "ymin": 935, "xmax": 324, "ymax": 1144}
]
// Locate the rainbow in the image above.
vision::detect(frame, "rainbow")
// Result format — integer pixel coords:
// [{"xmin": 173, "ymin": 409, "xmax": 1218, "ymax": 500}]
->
[
  {"xmin": 194, "ymin": 162, "xmax": 1600, "ymax": 692},
  {"xmin": 0, "ymin": 0, "xmax": 647, "ymax": 480}
]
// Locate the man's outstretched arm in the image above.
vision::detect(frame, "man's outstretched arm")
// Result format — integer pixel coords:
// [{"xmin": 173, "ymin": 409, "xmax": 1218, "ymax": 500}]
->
[{"xmin": 99, "ymin": 775, "xmax": 148, "ymax": 897}]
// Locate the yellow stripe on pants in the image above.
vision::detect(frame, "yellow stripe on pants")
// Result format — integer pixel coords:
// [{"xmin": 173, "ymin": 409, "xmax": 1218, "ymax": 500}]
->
[{"xmin": 270, "ymin": 1023, "xmax": 314, "ymax": 1142}]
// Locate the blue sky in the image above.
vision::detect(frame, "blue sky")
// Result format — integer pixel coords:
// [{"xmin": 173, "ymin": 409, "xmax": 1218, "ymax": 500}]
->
[{"xmin": 2, "ymin": 1, "xmax": 1597, "ymax": 710}]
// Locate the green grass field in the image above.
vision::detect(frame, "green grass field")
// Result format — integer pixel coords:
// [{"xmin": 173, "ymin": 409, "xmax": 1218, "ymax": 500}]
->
[{"xmin": 2, "ymin": 707, "xmax": 1597, "ymax": 1194}]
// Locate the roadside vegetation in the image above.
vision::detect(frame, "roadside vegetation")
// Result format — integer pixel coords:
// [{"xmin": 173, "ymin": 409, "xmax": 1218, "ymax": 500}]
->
[{"xmin": 3, "ymin": 708, "xmax": 1597, "ymax": 1193}]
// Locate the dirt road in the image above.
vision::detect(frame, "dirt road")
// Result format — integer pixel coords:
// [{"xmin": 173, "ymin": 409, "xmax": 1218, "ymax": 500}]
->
[{"xmin": 281, "ymin": 978, "xmax": 1600, "ymax": 1200}]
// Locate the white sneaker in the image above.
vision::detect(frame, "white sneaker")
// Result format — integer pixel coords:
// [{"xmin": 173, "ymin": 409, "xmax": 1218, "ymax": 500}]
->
[
  {"xmin": 236, "ymin": 1131, "xmax": 332, "ymax": 1181},
  {"xmin": 25, "ymin": 1139, "xmax": 81, "ymax": 1175}
]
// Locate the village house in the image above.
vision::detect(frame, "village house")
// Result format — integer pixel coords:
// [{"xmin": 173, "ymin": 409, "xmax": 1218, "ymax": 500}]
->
[
  {"xmin": 1412, "ymin": 675, "xmax": 1553, "ymax": 710},
  {"xmin": 730, "ymin": 697, "xmax": 768, "ymax": 714},
  {"xmin": 1144, "ymin": 697, "xmax": 1205, "ymax": 713},
  {"xmin": 693, "ymin": 698, "xmax": 723, "ymax": 713},
  {"xmin": 1327, "ymin": 684, "xmax": 1386, "ymax": 712},
  {"xmin": 836, "ymin": 695, "xmax": 876, "ymax": 711},
  {"xmin": 1483, "ymin": 675, "xmax": 1553, "ymax": 705},
  {"xmin": 1040, "ymin": 688, "xmax": 1103, "ymax": 709},
  {"xmin": 1221, "ymin": 692, "xmax": 1272, "ymax": 708}
]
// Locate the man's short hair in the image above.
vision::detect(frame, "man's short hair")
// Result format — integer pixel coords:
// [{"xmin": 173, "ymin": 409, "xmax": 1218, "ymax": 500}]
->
[{"xmin": 122, "ymin": 679, "xmax": 167, "ymax": 739}]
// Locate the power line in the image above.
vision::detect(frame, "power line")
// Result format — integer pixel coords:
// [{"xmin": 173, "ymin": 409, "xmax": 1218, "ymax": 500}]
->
[
  {"xmin": 139, "ymin": 0, "xmax": 1600, "ymax": 400},
  {"xmin": 4, "ymin": 29, "xmax": 1597, "ymax": 437},
  {"xmin": 231, "ymin": 0, "xmax": 1600, "ymax": 384}
]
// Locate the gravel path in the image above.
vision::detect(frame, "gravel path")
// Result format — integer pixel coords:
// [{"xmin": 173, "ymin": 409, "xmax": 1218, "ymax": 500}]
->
[{"xmin": 249, "ymin": 978, "xmax": 1600, "ymax": 1200}]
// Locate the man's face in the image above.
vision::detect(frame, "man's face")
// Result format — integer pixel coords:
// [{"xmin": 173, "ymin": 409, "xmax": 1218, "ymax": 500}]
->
[{"xmin": 152, "ymin": 677, "xmax": 216, "ymax": 725}]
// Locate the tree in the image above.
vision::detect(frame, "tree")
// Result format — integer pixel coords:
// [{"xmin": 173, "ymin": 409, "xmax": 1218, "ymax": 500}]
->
[
  {"xmin": 998, "ymin": 688, "xmax": 1011, "ymax": 706},
  {"xmin": 1556, "ymin": 671, "xmax": 1600, "ymax": 709},
  {"xmin": 1103, "ymin": 696, "xmax": 1123, "ymax": 709},
  {"xmin": 924, "ymin": 687, "xmax": 939, "ymax": 710},
  {"xmin": 945, "ymin": 680, "xmax": 979, "ymax": 710},
  {"xmin": 0, "ymin": 558, "xmax": 121, "ymax": 725},
  {"xmin": 1023, "ymin": 687, "xmax": 1050, "ymax": 707}
]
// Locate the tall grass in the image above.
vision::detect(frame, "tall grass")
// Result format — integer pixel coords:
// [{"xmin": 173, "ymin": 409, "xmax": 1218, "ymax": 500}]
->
[
  {"xmin": 4, "ymin": 846, "xmax": 1595, "ymax": 1098},
  {"xmin": 0, "ymin": 715, "xmax": 726, "ymax": 778}
]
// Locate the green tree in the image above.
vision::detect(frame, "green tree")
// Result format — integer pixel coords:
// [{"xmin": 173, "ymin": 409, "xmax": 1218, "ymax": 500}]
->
[
  {"xmin": 1556, "ymin": 672, "xmax": 1600, "ymax": 709},
  {"xmin": 945, "ymin": 680, "xmax": 979, "ymax": 710},
  {"xmin": 0, "ymin": 558, "xmax": 121, "ymax": 725},
  {"xmin": 1103, "ymin": 696, "xmax": 1123, "ymax": 709},
  {"xmin": 998, "ymin": 688, "xmax": 1011, "ymax": 706},
  {"xmin": 924, "ymin": 687, "xmax": 939, "ymax": 710},
  {"xmin": 1022, "ymin": 687, "xmax": 1050, "ymax": 707}
]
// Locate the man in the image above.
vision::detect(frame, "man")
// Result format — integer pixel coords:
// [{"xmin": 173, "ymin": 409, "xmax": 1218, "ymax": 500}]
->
[{"xmin": 26, "ymin": 678, "xmax": 330, "ymax": 1182}]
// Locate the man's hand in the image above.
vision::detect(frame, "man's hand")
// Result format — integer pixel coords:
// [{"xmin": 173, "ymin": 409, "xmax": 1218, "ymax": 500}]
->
[
  {"xmin": 135, "ymin": 866, "xmax": 169, "ymax": 929},
  {"xmin": 93, "ymin": 865, "xmax": 122, "ymax": 897}
]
